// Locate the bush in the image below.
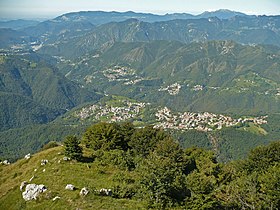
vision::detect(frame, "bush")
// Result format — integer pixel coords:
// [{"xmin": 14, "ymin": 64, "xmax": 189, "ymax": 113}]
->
[{"xmin": 94, "ymin": 149, "xmax": 135, "ymax": 170}]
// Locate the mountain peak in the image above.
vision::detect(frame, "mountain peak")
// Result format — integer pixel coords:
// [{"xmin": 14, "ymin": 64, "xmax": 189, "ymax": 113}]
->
[{"xmin": 199, "ymin": 9, "xmax": 247, "ymax": 19}]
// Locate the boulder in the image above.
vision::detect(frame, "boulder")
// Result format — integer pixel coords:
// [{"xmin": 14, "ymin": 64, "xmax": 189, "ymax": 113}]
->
[
  {"xmin": 65, "ymin": 184, "xmax": 75, "ymax": 190},
  {"xmin": 63, "ymin": 157, "xmax": 71, "ymax": 161},
  {"xmin": 25, "ymin": 153, "xmax": 31, "ymax": 160},
  {"xmin": 20, "ymin": 181, "xmax": 28, "ymax": 191},
  {"xmin": 99, "ymin": 188, "xmax": 112, "ymax": 196},
  {"xmin": 2, "ymin": 160, "xmax": 10, "ymax": 165},
  {"xmin": 80, "ymin": 187, "xmax": 89, "ymax": 196},
  {"xmin": 41, "ymin": 159, "xmax": 48, "ymax": 165},
  {"xmin": 22, "ymin": 184, "xmax": 47, "ymax": 201}
]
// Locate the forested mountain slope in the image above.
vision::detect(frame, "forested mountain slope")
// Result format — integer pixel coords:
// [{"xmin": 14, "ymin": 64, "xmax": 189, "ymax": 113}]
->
[
  {"xmin": 39, "ymin": 15, "xmax": 280, "ymax": 58},
  {"xmin": 0, "ymin": 52, "xmax": 101, "ymax": 131},
  {"xmin": 55, "ymin": 40, "xmax": 280, "ymax": 114}
]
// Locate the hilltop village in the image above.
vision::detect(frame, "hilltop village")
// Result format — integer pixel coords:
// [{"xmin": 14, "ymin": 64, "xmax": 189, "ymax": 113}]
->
[
  {"xmin": 154, "ymin": 107, "xmax": 268, "ymax": 132},
  {"xmin": 75, "ymin": 99, "xmax": 267, "ymax": 132},
  {"xmin": 75, "ymin": 101, "xmax": 147, "ymax": 122}
]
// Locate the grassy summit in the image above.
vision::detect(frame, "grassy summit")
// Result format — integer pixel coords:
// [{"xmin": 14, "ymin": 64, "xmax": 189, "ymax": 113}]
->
[
  {"xmin": 1, "ymin": 123, "xmax": 279, "ymax": 209},
  {"xmin": 0, "ymin": 146, "xmax": 145, "ymax": 209}
]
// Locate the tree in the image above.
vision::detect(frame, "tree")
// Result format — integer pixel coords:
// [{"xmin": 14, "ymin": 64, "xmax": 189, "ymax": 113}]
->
[
  {"xmin": 82, "ymin": 122, "xmax": 125, "ymax": 151},
  {"xmin": 184, "ymin": 148, "xmax": 223, "ymax": 209},
  {"xmin": 245, "ymin": 141, "xmax": 280, "ymax": 172},
  {"xmin": 214, "ymin": 142, "xmax": 280, "ymax": 209},
  {"xmin": 129, "ymin": 126, "xmax": 169, "ymax": 157},
  {"xmin": 138, "ymin": 138, "xmax": 190, "ymax": 209},
  {"xmin": 64, "ymin": 135, "xmax": 83, "ymax": 160}
]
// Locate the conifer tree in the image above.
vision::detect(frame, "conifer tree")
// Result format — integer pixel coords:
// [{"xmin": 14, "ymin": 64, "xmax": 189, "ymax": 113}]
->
[{"xmin": 64, "ymin": 135, "xmax": 83, "ymax": 160}]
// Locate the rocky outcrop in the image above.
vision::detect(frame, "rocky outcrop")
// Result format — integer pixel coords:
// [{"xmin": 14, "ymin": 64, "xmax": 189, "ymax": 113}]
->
[{"xmin": 22, "ymin": 184, "xmax": 47, "ymax": 201}]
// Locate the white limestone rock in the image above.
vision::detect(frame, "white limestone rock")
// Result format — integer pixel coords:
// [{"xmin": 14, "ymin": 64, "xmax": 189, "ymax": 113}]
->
[
  {"xmin": 20, "ymin": 181, "xmax": 28, "ymax": 191},
  {"xmin": 22, "ymin": 184, "xmax": 47, "ymax": 201},
  {"xmin": 63, "ymin": 157, "xmax": 71, "ymax": 161},
  {"xmin": 29, "ymin": 176, "xmax": 35, "ymax": 182},
  {"xmin": 99, "ymin": 188, "xmax": 112, "ymax": 196},
  {"xmin": 65, "ymin": 184, "xmax": 75, "ymax": 190},
  {"xmin": 80, "ymin": 187, "xmax": 89, "ymax": 196},
  {"xmin": 41, "ymin": 159, "xmax": 48, "ymax": 165},
  {"xmin": 25, "ymin": 153, "xmax": 31, "ymax": 160},
  {"xmin": 52, "ymin": 196, "xmax": 61, "ymax": 201},
  {"xmin": 2, "ymin": 160, "xmax": 10, "ymax": 165}
]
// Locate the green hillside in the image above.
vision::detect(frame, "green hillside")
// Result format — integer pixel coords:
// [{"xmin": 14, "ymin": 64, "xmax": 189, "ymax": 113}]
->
[
  {"xmin": 1, "ymin": 94, "xmax": 277, "ymax": 163},
  {"xmin": 55, "ymin": 40, "xmax": 280, "ymax": 114},
  {"xmin": 0, "ymin": 125, "xmax": 279, "ymax": 209},
  {"xmin": 0, "ymin": 92, "xmax": 59, "ymax": 131},
  {"xmin": 0, "ymin": 52, "xmax": 101, "ymax": 131}
]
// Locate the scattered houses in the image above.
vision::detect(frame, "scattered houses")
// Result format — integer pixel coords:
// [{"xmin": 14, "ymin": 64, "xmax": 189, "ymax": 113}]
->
[
  {"xmin": 159, "ymin": 83, "xmax": 181, "ymax": 95},
  {"xmin": 192, "ymin": 84, "xmax": 204, "ymax": 91}
]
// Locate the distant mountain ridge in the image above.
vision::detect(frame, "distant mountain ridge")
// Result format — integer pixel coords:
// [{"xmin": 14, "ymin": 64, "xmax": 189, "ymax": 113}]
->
[
  {"xmin": 54, "ymin": 9, "xmax": 248, "ymax": 25},
  {"xmin": 2, "ymin": 10, "xmax": 278, "ymax": 51},
  {"xmin": 39, "ymin": 15, "xmax": 280, "ymax": 58},
  {"xmin": 0, "ymin": 19, "xmax": 39, "ymax": 30},
  {"xmin": 0, "ymin": 9, "xmax": 247, "ymax": 32}
]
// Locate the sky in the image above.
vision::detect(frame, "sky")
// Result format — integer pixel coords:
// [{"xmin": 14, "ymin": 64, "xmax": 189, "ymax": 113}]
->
[{"xmin": 0, "ymin": 0, "xmax": 279, "ymax": 20}]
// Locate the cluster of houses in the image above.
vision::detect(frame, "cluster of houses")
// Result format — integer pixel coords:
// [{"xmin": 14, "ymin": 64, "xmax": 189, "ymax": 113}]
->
[
  {"xmin": 102, "ymin": 65, "xmax": 147, "ymax": 85},
  {"xmin": 124, "ymin": 77, "xmax": 144, "ymax": 85},
  {"xmin": 158, "ymin": 83, "xmax": 181, "ymax": 95},
  {"xmin": 192, "ymin": 84, "xmax": 204, "ymax": 91},
  {"xmin": 158, "ymin": 83, "xmax": 208, "ymax": 95},
  {"xmin": 103, "ymin": 66, "xmax": 135, "ymax": 82},
  {"xmin": 75, "ymin": 101, "xmax": 147, "ymax": 122},
  {"xmin": 154, "ymin": 107, "xmax": 268, "ymax": 132}
]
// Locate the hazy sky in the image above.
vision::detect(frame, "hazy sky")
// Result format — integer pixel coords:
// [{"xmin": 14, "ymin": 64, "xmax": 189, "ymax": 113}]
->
[{"xmin": 0, "ymin": 0, "xmax": 279, "ymax": 19}]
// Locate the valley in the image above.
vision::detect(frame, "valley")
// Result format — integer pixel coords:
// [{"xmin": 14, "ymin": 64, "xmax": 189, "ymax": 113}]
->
[
  {"xmin": 0, "ymin": 10, "xmax": 280, "ymax": 163},
  {"xmin": 0, "ymin": 7, "xmax": 280, "ymax": 209}
]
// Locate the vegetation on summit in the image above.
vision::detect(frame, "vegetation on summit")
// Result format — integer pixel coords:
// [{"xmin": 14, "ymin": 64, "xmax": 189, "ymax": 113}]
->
[{"xmin": 0, "ymin": 122, "xmax": 279, "ymax": 209}]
